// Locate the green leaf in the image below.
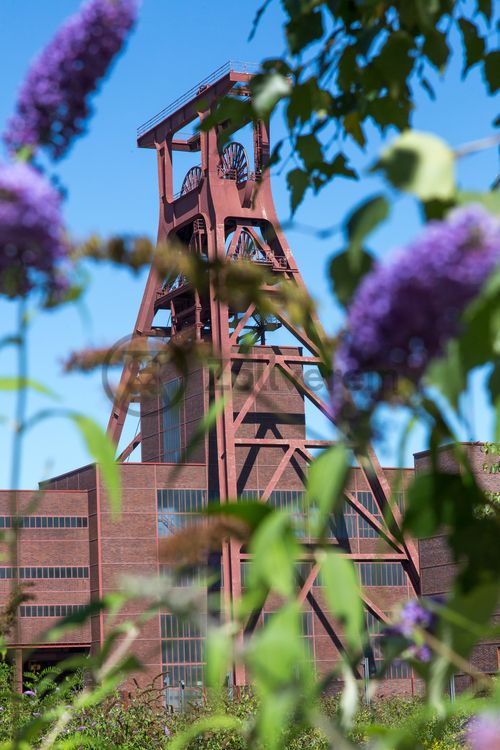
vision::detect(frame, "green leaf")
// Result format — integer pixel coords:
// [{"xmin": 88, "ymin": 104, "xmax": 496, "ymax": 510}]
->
[
  {"xmin": 367, "ymin": 95, "xmax": 411, "ymax": 131},
  {"xmin": 319, "ymin": 550, "xmax": 364, "ymax": 654},
  {"xmin": 455, "ymin": 191, "xmax": 500, "ymax": 215},
  {"xmin": 343, "ymin": 111, "xmax": 366, "ymax": 148},
  {"xmin": 296, "ymin": 133, "xmax": 323, "ymax": 169},
  {"xmin": 458, "ymin": 18, "xmax": 485, "ymax": 75},
  {"xmin": 405, "ymin": 470, "xmax": 500, "ymax": 590},
  {"xmin": 306, "ymin": 445, "xmax": 350, "ymax": 536},
  {"xmin": 425, "ymin": 339, "xmax": 467, "ymax": 409},
  {"xmin": 252, "ymin": 73, "xmax": 291, "ymax": 117},
  {"xmin": 0, "ymin": 377, "xmax": 57, "ymax": 398},
  {"xmin": 373, "ymin": 130, "xmax": 456, "ymax": 201},
  {"xmin": 249, "ymin": 511, "xmax": 299, "ymax": 596},
  {"xmin": 329, "ymin": 248, "xmax": 374, "ymax": 307},
  {"xmin": 346, "ymin": 194, "xmax": 390, "ymax": 249},
  {"xmin": 205, "ymin": 623, "xmax": 234, "ymax": 689},
  {"xmin": 286, "ymin": 77, "xmax": 333, "ymax": 128},
  {"xmin": 422, "ymin": 29, "xmax": 449, "ymax": 70},
  {"xmin": 483, "ymin": 51, "xmax": 500, "ymax": 94},
  {"xmin": 287, "ymin": 168, "xmax": 310, "ymax": 214},
  {"xmin": 206, "ymin": 499, "xmax": 272, "ymax": 530},
  {"xmin": 476, "ymin": 0, "xmax": 492, "ymax": 21},
  {"xmin": 372, "ymin": 31, "xmax": 415, "ymax": 93},
  {"xmin": 285, "ymin": 9, "xmax": 324, "ymax": 55},
  {"xmin": 70, "ymin": 414, "xmax": 121, "ymax": 517},
  {"xmin": 324, "ymin": 152, "xmax": 358, "ymax": 182}
]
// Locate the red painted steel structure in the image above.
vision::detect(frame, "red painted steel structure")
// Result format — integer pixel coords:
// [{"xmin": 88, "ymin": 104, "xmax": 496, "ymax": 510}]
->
[{"xmin": 107, "ymin": 62, "xmax": 420, "ymax": 686}]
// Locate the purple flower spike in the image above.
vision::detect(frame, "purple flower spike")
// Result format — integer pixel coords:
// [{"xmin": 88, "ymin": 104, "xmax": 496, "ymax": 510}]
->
[
  {"xmin": 4, "ymin": 0, "xmax": 139, "ymax": 159},
  {"xmin": 0, "ymin": 161, "xmax": 69, "ymax": 299},
  {"xmin": 23, "ymin": 690, "xmax": 36, "ymax": 697},
  {"xmin": 467, "ymin": 714, "xmax": 500, "ymax": 750},
  {"xmin": 384, "ymin": 597, "xmax": 441, "ymax": 664},
  {"xmin": 333, "ymin": 206, "xmax": 500, "ymax": 416}
]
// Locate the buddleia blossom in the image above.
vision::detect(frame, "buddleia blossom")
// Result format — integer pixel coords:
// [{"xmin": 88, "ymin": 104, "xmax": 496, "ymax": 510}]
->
[
  {"xmin": 0, "ymin": 162, "xmax": 68, "ymax": 300},
  {"xmin": 333, "ymin": 206, "xmax": 500, "ymax": 416},
  {"xmin": 467, "ymin": 714, "xmax": 500, "ymax": 750},
  {"xmin": 384, "ymin": 598, "xmax": 440, "ymax": 663},
  {"xmin": 3, "ymin": 0, "xmax": 138, "ymax": 159}
]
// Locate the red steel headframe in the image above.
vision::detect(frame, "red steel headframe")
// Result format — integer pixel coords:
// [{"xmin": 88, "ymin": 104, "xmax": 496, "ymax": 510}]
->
[{"xmin": 107, "ymin": 63, "xmax": 420, "ymax": 685}]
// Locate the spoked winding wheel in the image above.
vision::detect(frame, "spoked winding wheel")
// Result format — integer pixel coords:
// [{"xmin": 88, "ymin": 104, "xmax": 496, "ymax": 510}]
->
[
  {"xmin": 180, "ymin": 165, "xmax": 202, "ymax": 195},
  {"xmin": 233, "ymin": 228, "xmax": 258, "ymax": 260},
  {"xmin": 219, "ymin": 142, "xmax": 249, "ymax": 184}
]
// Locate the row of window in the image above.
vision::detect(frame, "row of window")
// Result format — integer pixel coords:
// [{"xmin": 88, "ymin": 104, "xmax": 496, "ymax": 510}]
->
[
  {"xmin": 156, "ymin": 488, "xmax": 405, "ymax": 542},
  {"xmin": 19, "ymin": 604, "xmax": 86, "ymax": 618},
  {"xmin": 159, "ymin": 565, "xmax": 210, "ymax": 587},
  {"xmin": 162, "ymin": 665, "xmax": 204, "ymax": 687},
  {"xmin": 160, "ymin": 614, "xmax": 206, "ymax": 639},
  {"xmin": 21, "ymin": 567, "xmax": 89, "ymax": 579},
  {"xmin": 0, "ymin": 516, "xmax": 87, "ymax": 529},
  {"xmin": 162, "ymin": 638, "xmax": 204, "ymax": 665},
  {"xmin": 157, "ymin": 488, "xmax": 207, "ymax": 513},
  {"xmin": 241, "ymin": 561, "xmax": 407, "ymax": 588},
  {"xmin": 358, "ymin": 562, "xmax": 406, "ymax": 587},
  {"xmin": 0, "ymin": 567, "xmax": 89, "ymax": 579}
]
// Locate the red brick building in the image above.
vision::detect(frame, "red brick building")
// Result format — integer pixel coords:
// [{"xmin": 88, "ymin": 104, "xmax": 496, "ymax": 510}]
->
[{"xmin": 418, "ymin": 442, "xmax": 500, "ymax": 691}]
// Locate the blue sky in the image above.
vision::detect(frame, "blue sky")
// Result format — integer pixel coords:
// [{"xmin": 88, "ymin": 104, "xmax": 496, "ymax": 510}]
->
[{"xmin": 0, "ymin": 0, "xmax": 497, "ymax": 489}]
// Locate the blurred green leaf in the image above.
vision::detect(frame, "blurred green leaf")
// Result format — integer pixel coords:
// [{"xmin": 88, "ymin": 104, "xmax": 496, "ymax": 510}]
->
[
  {"xmin": 329, "ymin": 247, "xmax": 374, "ymax": 306},
  {"xmin": 373, "ymin": 130, "xmax": 456, "ymax": 201},
  {"xmin": 285, "ymin": 9, "xmax": 323, "ymax": 55},
  {"xmin": 252, "ymin": 72, "xmax": 291, "ymax": 117},
  {"xmin": 319, "ymin": 550, "xmax": 364, "ymax": 654},
  {"xmin": 483, "ymin": 51, "xmax": 500, "ymax": 94},
  {"xmin": 422, "ymin": 29, "xmax": 449, "ymax": 70},
  {"xmin": 287, "ymin": 168, "xmax": 310, "ymax": 214},
  {"xmin": 70, "ymin": 414, "xmax": 121, "ymax": 517},
  {"xmin": 455, "ymin": 191, "xmax": 500, "ymax": 214},
  {"xmin": 405, "ymin": 470, "xmax": 500, "ymax": 590},
  {"xmin": 206, "ymin": 499, "xmax": 272, "ymax": 529},
  {"xmin": 0, "ymin": 377, "xmax": 57, "ymax": 398},
  {"xmin": 476, "ymin": 0, "xmax": 492, "ymax": 19},
  {"xmin": 206, "ymin": 623, "xmax": 234, "ymax": 689},
  {"xmin": 296, "ymin": 133, "xmax": 323, "ymax": 168},
  {"xmin": 425, "ymin": 340, "xmax": 467, "ymax": 409},
  {"xmin": 307, "ymin": 444, "xmax": 350, "ymax": 536},
  {"xmin": 249, "ymin": 511, "xmax": 299, "ymax": 596},
  {"xmin": 458, "ymin": 18, "xmax": 485, "ymax": 74},
  {"xmin": 346, "ymin": 195, "xmax": 390, "ymax": 249}
]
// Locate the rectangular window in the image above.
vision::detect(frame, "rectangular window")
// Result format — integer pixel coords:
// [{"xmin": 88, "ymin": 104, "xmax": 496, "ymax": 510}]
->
[
  {"xmin": 163, "ymin": 379, "xmax": 182, "ymax": 463},
  {"xmin": 358, "ymin": 562, "xmax": 405, "ymax": 587},
  {"xmin": 157, "ymin": 490, "xmax": 207, "ymax": 537}
]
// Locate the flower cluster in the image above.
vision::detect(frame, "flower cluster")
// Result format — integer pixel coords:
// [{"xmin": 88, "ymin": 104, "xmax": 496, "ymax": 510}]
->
[
  {"xmin": 467, "ymin": 714, "xmax": 500, "ymax": 750},
  {"xmin": 384, "ymin": 598, "xmax": 440, "ymax": 663},
  {"xmin": 333, "ymin": 206, "xmax": 500, "ymax": 417},
  {"xmin": 0, "ymin": 162, "xmax": 68, "ymax": 300},
  {"xmin": 3, "ymin": 0, "xmax": 138, "ymax": 159}
]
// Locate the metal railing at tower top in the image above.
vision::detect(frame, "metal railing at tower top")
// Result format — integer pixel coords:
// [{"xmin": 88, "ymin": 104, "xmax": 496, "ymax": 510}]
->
[{"xmin": 137, "ymin": 61, "xmax": 260, "ymax": 137}]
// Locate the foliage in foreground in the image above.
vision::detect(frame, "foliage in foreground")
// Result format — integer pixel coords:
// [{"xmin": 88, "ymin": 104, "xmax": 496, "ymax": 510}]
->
[{"xmin": 0, "ymin": 663, "xmax": 471, "ymax": 750}]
